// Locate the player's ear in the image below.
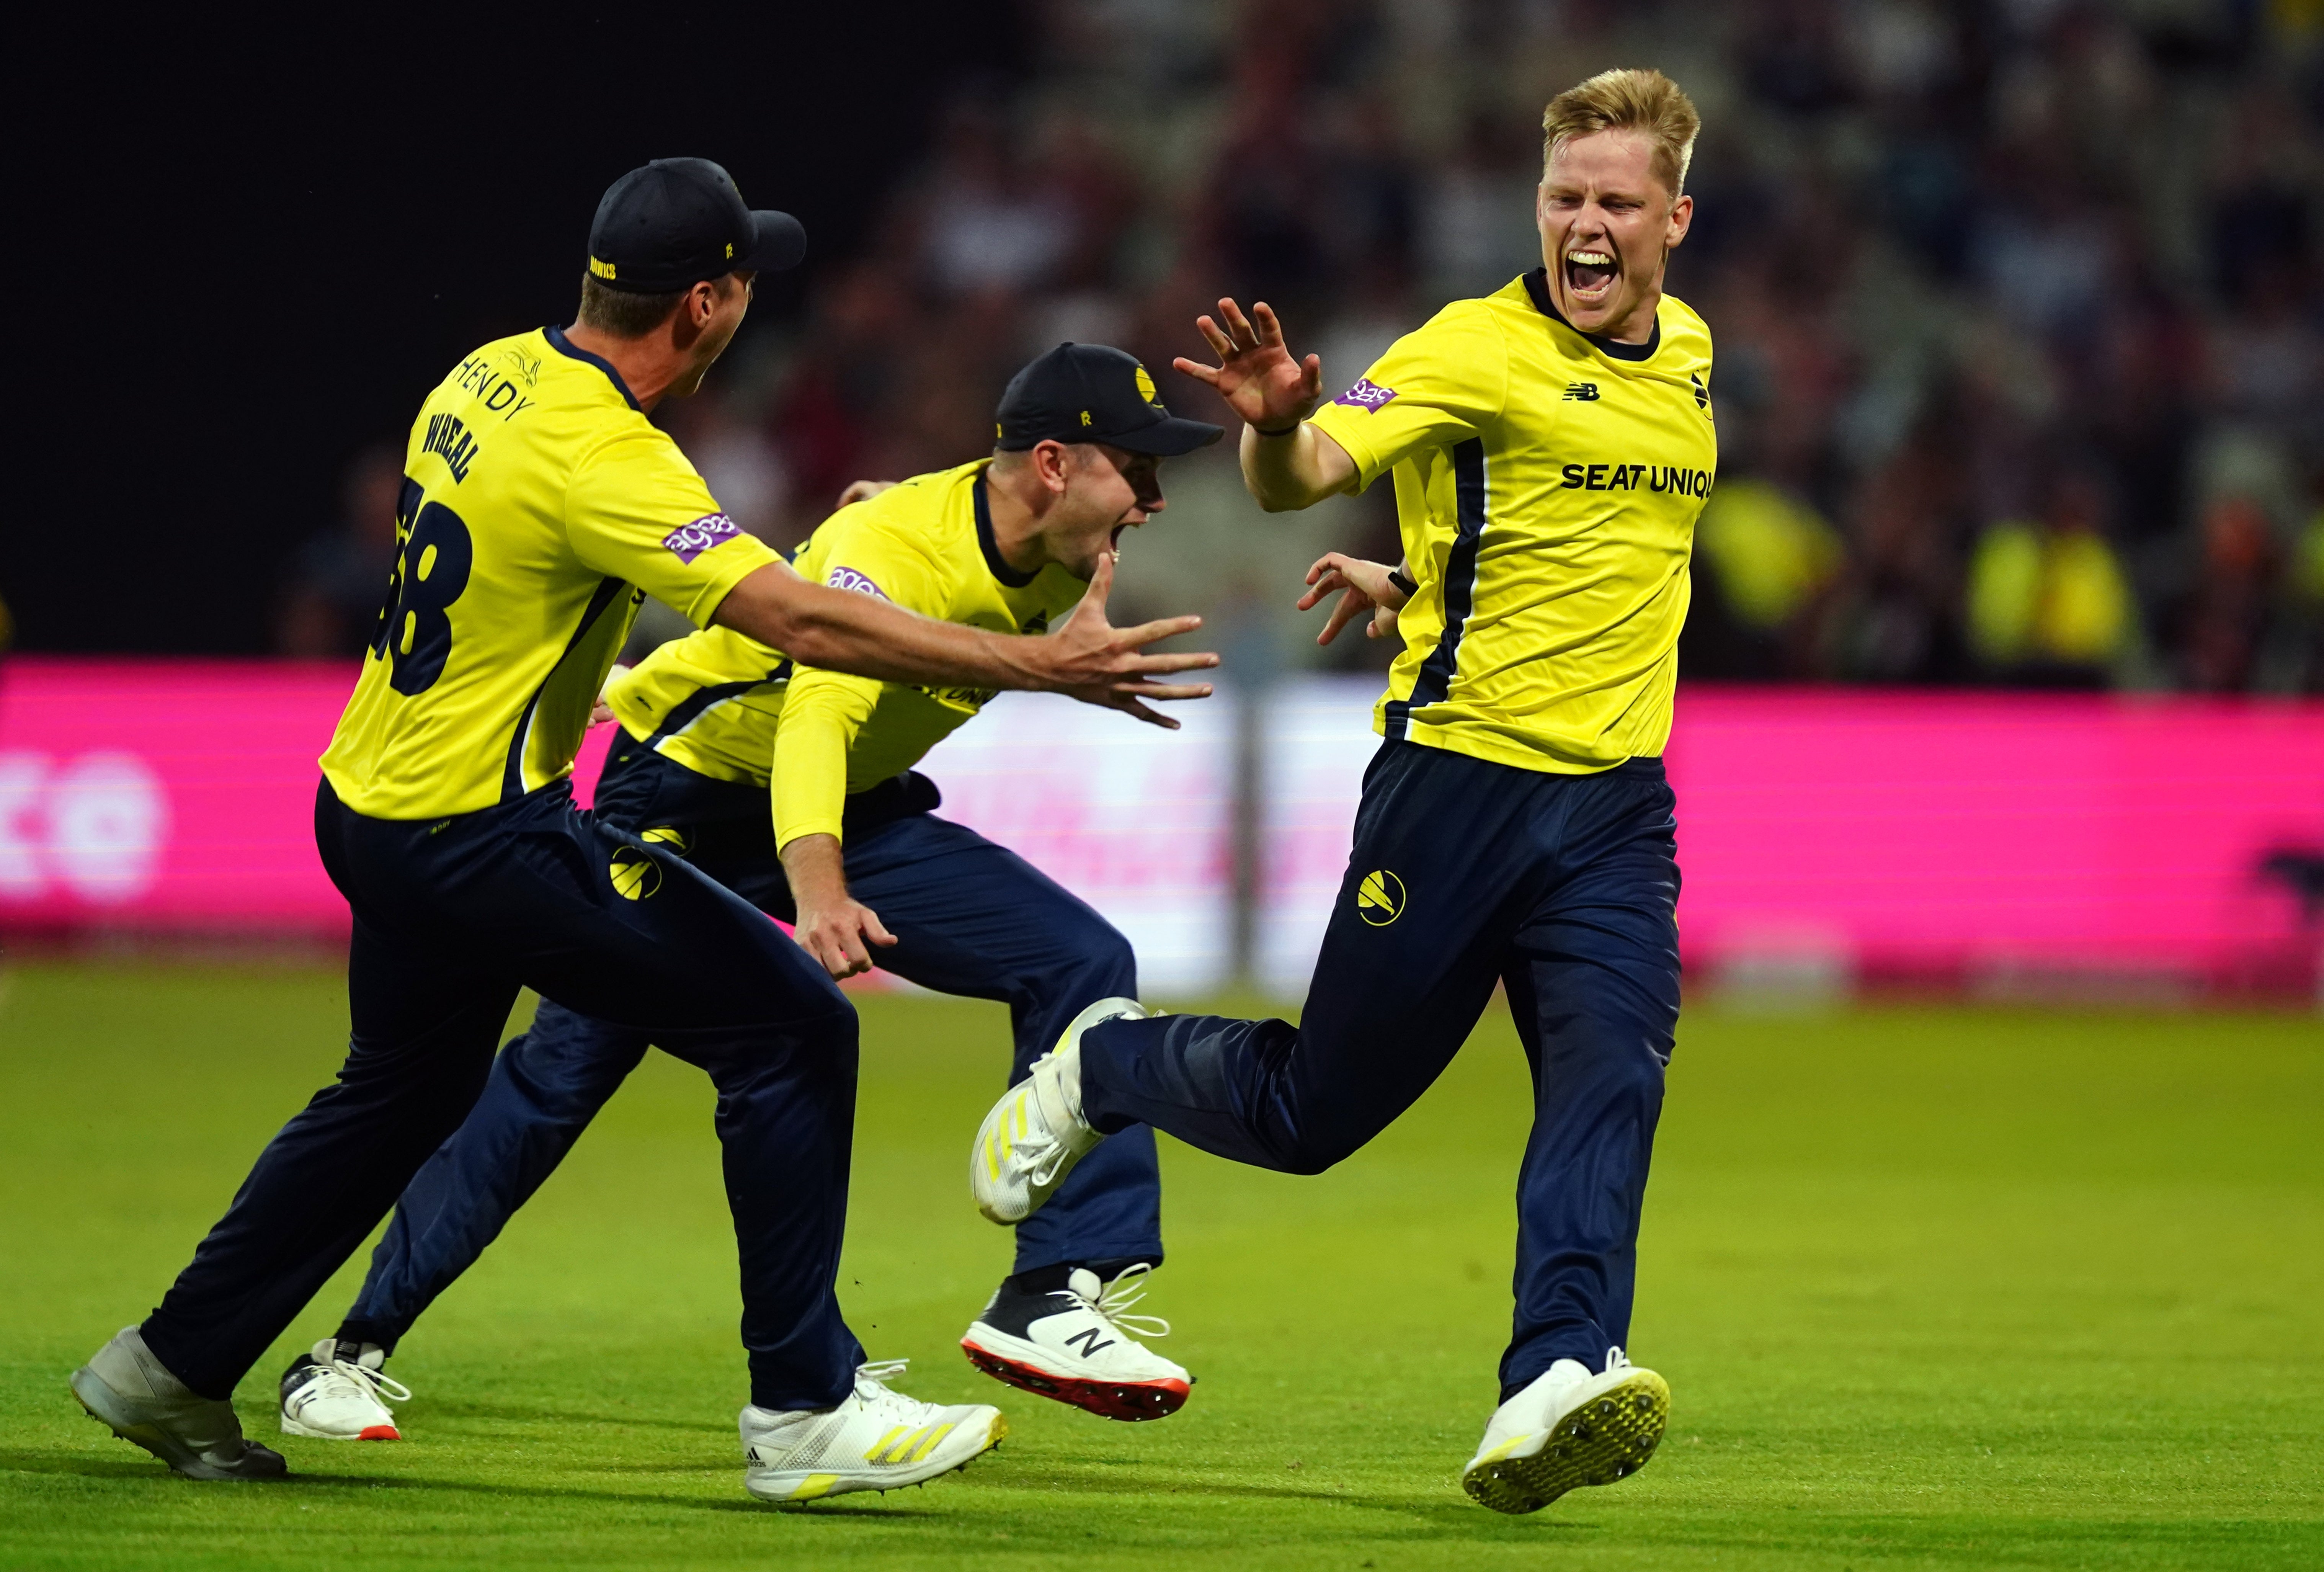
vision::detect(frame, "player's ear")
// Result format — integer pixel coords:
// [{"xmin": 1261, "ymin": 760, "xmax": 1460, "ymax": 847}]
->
[{"xmin": 1664, "ymin": 192, "xmax": 1693, "ymax": 249}]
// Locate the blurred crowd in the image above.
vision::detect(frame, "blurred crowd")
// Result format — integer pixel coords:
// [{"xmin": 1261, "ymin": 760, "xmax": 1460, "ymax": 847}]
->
[{"xmin": 281, "ymin": 0, "xmax": 2324, "ymax": 692}]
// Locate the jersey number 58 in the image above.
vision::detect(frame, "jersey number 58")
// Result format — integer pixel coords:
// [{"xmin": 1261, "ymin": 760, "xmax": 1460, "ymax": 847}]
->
[{"xmin": 371, "ymin": 477, "xmax": 475, "ymax": 695}]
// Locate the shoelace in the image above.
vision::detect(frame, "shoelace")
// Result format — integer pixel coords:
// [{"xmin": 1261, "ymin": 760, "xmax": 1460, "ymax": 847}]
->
[
  {"xmin": 1070, "ymin": 1262, "xmax": 1170, "ymax": 1340},
  {"xmin": 1603, "ymin": 1345, "xmax": 1630, "ymax": 1373},
  {"xmin": 1020, "ymin": 1141, "xmax": 1076, "ymax": 1191},
  {"xmin": 851, "ymin": 1357, "xmax": 911, "ymax": 1403},
  {"xmin": 312, "ymin": 1355, "xmax": 412, "ymax": 1408},
  {"xmin": 1008, "ymin": 1069, "xmax": 1081, "ymax": 1190}
]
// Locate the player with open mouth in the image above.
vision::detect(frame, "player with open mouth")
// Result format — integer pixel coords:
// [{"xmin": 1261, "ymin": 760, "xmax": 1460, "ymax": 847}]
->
[
  {"xmin": 274, "ymin": 343, "xmax": 1221, "ymax": 1479},
  {"xmin": 69, "ymin": 162, "xmax": 1217, "ymax": 1504},
  {"xmin": 969, "ymin": 67, "xmax": 1715, "ymax": 1516}
]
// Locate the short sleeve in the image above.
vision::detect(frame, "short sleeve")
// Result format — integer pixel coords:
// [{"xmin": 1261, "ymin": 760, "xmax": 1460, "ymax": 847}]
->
[
  {"xmin": 566, "ymin": 429, "xmax": 780, "ymax": 625},
  {"xmin": 802, "ymin": 508, "xmax": 951, "ymax": 618},
  {"xmin": 772, "ymin": 506, "xmax": 952, "ymax": 849},
  {"xmin": 1307, "ymin": 301, "xmax": 1511, "ymax": 493}
]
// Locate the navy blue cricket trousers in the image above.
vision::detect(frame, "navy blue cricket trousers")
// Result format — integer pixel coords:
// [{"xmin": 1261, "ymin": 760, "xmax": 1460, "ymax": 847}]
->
[
  {"xmin": 142, "ymin": 775, "xmax": 867, "ymax": 1411},
  {"xmin": 337, "ymin": 738, "xmax": 1159, "ymax": 1357},
  {"xmin": 1078, "ymin": 740, "xmax": 1681, "ymax": 1400}
]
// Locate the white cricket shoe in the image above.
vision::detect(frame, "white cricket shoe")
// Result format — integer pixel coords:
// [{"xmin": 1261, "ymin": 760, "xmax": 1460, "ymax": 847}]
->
[
  {"xmin": 971, "ymin": 997, "xmax": 1140, "ymax": 1225},
  {"xmin": 70, "ymin": 1325, "xmax": 287, "ymax": 1480},
  {"xmin": 1461, "ymin": 1347, "xmax": 1669, "ymax": 1514},
  {"xmin": 279, "ymin": 1338, "xmax": 410, "ymax": 1440},
  {"xmin": 962, "ymin": 1263, "xmax": 1192, "ymax": 1421},
  {"xmin": 741, "ymin": 1359, "xmax": 1006, "ymax": 1504}
]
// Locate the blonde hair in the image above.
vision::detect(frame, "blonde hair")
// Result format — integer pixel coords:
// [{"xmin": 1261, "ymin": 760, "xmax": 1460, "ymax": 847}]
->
[{"xmin": 1541, "ymin": 69, "xmax": 1701, "ymax": 196}]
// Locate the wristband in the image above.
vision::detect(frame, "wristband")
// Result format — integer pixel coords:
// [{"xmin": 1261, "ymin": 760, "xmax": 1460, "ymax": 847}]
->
[
  {"xmin": 1386, "ymin": 568, "xmax": 1418, "ymax": 599},
  {"xmin": 1251, "ymin": 419, "xmax": 1303, "ymax": 438}
]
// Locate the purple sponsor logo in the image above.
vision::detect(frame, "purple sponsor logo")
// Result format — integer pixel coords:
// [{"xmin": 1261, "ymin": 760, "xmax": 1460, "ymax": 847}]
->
[
  {"xmin": 1333, "ymin": 376, "xmax": 1397, "ymax": 412},
  {"xmin": 826, "ymin": 565, "xmax": 889, "ymax": 601},
  {"xmin": 661, "ymin": 513, "xmax": 743, "ymax": 565}
]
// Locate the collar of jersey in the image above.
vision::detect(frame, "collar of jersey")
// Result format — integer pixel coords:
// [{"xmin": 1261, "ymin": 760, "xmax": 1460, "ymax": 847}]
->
[
  {"xmin": 972, "ymin": 471, "xmax": 1039, "ymax": 588},
  {"xmin": 1520, "ymin": 269, "xmax": 1660, "ymax": 363},
  {"xmin": 543, "ymin": 325, "xmax": 645, "ymax": 412}
]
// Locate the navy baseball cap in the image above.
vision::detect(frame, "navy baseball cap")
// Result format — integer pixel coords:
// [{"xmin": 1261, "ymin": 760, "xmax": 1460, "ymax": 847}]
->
[
  {"xmin": 586, "ymin": 157, "xmax": 806, "ymax": 294},
  {"xmin": 995, "ymin": 344, "xmax": 1224, "ymax": 456}
]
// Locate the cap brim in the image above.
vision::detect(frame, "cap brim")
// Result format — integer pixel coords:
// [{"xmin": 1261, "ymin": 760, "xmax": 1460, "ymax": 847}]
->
[
  {"xmin": 1108, "ymin": 415, "xmax": 1226, "ymax": 456},
  {"xmin": 740, "ymin": 210, "xmax": 807, "ymax": 273}
]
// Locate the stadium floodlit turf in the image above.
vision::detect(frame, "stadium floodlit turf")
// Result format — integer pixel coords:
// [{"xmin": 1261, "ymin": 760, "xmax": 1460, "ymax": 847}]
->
[{"xmin": 0, "ymin": 962, "xmax": 2317, "ymax": 1570}]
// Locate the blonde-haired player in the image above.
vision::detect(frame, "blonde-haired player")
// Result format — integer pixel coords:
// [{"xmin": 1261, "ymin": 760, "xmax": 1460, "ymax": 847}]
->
[{"xmin": 969, "ymin": 69, "xmax": 1713, "ymax": 1513}]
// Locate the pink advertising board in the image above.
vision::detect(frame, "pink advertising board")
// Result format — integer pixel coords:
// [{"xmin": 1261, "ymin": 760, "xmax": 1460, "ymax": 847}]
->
[
  {"xmin": 3, "ymin": 660, "xmax": 2318, "ymax": 997},
  {"xmin": 0, "ymin": 660, "xmax": 359, "ymax": 935},
  {"xmin": 1663, "ymin": 689, "xmax": 2324, "ymax": 994},
  {"xmin": 1262, "ymin": 679, "xmax": 2324, "ymax": 998}
]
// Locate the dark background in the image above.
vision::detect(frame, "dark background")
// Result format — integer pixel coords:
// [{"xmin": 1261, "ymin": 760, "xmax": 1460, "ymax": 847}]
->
[{"xmin": 5, "ymin": 7, "xmax": 1026, "ymax": 654}]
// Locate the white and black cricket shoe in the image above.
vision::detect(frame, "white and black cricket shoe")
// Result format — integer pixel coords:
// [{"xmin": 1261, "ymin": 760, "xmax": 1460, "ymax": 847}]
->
[
  {"xmin": 1461, "ymin": 1347, "xmax": 1669, "ymax": 1514},
  {"xmin": 961, "ymin": 1263, "xmax": 1191, "ymax": 1421},
  {"xmin": 279, "ymin": 1337, "xmax": 409, "ymax": 1440}
]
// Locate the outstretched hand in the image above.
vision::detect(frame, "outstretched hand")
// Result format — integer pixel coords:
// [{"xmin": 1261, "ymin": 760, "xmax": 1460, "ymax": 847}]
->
[
  {"xmin": 1044, "ymin": 549, "xmax": 1217, "ymax": 729},
  {"xmin": 1297, "ymin": 552, "xmax": 1410, "ymax": 646},
  {"xmin": 1173, "ymin": 299, "xmax": 1324, "ymax": 431}
]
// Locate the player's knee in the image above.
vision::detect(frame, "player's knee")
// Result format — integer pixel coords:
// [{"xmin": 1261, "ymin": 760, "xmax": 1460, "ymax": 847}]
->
[
  {"xmin": 1276, "ymin": 1125, "xmax": 1367, "ymax": 1175},
  {"xmin": 1601, "ymin": 1033, "xmax": 1669, "ymax": 1105},
  {"xmin": 1059, "ymin": 924, "xmax": 1138, "ymax": 997},
  {"xmin": 789, "ymin": 1005, "xmax": 860, "ymax": 1070}
]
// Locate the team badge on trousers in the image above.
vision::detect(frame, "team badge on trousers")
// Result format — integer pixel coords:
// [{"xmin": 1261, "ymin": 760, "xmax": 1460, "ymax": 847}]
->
[
  {"xmin": 1356, "ymin": 869, "xmax": 1406, "ymax": 926},
  {"xmin": 610, "ymin": 849, "xmax": 661, "ymax": 900}
]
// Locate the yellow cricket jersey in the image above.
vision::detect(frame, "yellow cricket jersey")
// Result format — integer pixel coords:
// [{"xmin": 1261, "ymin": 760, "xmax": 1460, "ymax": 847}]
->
[
  {"xmin": 1308, "ymin": 269, "xmax": 1717, "ymax": 774},
  {"xmin": 319, "ymin": 328, "xmax": 781, "ymax": 819},
  {"xmin": 604, "ymin": 459, "xmax": 1086, "ymax": 850}
]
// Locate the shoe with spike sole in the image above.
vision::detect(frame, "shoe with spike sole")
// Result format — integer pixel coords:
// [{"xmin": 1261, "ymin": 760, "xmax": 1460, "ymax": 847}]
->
[
  {"xmin": 1461, "ymin": 1368, "xmax": 1668, "ymax": 1515},
  {"xmin": 960, "ymin": 1341, "xmax": 1187, "ymax": 1421}
]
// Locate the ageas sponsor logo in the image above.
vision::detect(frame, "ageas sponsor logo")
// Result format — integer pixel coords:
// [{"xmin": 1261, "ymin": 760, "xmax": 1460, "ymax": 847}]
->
[
  {"xmin": 661, "ymin": 513, "xmax": 743, "ymax": 565},
  {"xmin": 1332, "ymin": 377, "xmax": 1397, "ymax": 412},
  {"xmin": 826, "ymin": 565, "xmax": 890, "ymax": 601},
  {"xmin": 1560, "ymin": 462, "xmax": 1712, "ymax": 498}
]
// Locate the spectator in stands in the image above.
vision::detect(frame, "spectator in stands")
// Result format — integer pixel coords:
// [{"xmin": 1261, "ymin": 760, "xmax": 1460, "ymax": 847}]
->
[
  {"xmin": 1684, "ymin": 478, "xmax": 1843, "ymax": 681},
  {"xmin": 1967, "ymin": 467, "xmax": 2139, "ymax": 688},
  {"xmin": 275, "ymin": 446, "xmax": 402, "ymax": 660}
]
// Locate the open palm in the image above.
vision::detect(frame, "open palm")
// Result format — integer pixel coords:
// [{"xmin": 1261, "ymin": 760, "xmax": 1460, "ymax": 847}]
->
[{"xmin": 1173, "ymin": 299, "xmax": 1325, "ymax": 429}]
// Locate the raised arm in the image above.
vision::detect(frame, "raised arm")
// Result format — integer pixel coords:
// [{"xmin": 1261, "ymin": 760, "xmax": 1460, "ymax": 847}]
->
[
  {"xmin": 1173, "ymin": 298, "xmax": 1356, "ymax": 512},
  {"xmin": 710, "ymin": 549, "xmax": 1215, "ymax": 722}
]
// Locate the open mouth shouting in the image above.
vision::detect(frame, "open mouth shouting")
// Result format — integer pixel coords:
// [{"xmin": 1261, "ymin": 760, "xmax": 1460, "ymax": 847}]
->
[{"xmin": 1565, "ymin": 247, "xmax": 1619, "ymax": 306}]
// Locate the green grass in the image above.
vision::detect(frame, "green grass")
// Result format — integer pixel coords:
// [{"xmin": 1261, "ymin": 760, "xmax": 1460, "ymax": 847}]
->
[{"xmin": 0, "ymin": 961, "xmax": 2318, "ymax": 1570}]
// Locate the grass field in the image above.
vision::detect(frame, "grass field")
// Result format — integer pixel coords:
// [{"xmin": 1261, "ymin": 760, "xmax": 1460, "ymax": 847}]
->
[{"xmin": 0, "ymin": 961, "xmax": 2318, "ymax": 1570}]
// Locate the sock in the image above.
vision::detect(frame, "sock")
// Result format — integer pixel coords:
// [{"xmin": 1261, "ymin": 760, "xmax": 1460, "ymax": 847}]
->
[{"xmin": 1006, "ymin": 1257, "xmax": 1159, "ymax": 1296}]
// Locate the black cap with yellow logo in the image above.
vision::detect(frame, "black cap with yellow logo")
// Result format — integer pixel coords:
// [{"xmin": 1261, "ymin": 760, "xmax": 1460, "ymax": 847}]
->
[
  {"xmin": 995, "ymin": 343, "xmax": 1224, "ymax": 456},
  {"xmin": 586, "ymin": 157, "xmax": 806, "ymax": 294}
]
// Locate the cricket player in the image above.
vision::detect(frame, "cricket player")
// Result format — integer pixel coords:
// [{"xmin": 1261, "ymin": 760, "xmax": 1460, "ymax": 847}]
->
[
  {"xmin": 69, "ymin": 159, "xmax": 1214, "ymax": 1505},
  {"xmin": 279, "ymin": 345, "xmax": 1221, "ymax": 1451},
  {"xmin": 968, "ymin": 70, "xmax": 1712, "ymax": 1514}
]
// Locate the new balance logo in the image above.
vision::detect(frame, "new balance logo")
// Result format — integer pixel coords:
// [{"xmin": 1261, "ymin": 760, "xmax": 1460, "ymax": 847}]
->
[
  {"xmin": 1563, "ymin": 382, "xmax": 1601, "ymax": 402},
  {"xmin": 1063, "ymin": 1326, "xmax": 1116, "ymax": 1358}
]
